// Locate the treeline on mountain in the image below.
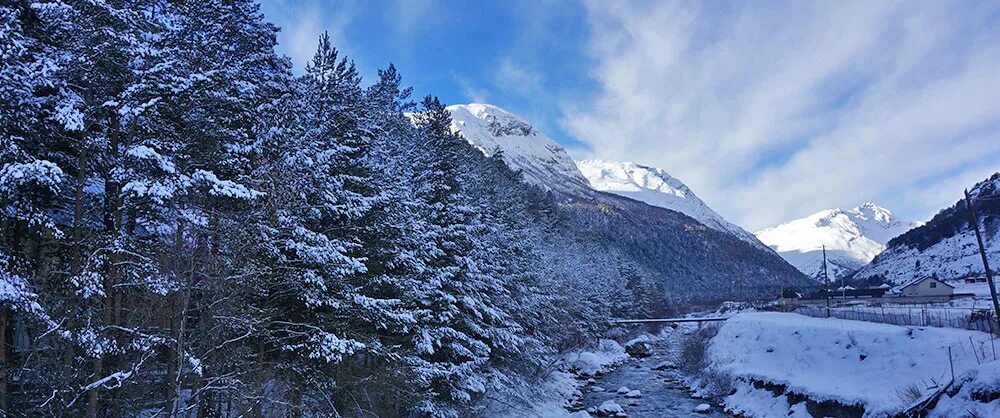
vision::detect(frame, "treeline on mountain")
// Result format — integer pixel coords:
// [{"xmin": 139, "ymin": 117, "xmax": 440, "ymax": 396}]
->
[
  {"xmin": 556, "ymin": 196, "xmax": 810, "ymax": 302},
  {"xmin": 881, "ymin": 173, "xmax": 1000, "ymax": 254},
  {"xmin": 0, "ymin": 2, "xmax": 663, "ymax": 416}
]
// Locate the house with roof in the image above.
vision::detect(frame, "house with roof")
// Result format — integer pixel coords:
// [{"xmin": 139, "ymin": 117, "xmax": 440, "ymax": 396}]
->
[{"xmin": 895, "ymin": 276, "xmax": 954, "ymax": 297}]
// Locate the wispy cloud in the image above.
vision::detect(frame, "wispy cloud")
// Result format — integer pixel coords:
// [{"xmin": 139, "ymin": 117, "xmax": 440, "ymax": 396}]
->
[
  {"xmin": 262, "ymin": 0, "xmax": 356, "ymax": 72},
  {"xmin": 493, "ymin": 56, "xmax": 544, "ymax": 98},
  {"xmin": 455, "ymin": 76, "xmax": 488, "ymax": 103},
  {"xmin": 563, "ymin": 0, "xmax": 1000, "ymax": 230}
]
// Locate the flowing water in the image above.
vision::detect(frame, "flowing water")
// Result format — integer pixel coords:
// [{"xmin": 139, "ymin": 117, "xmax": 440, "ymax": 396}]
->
[{"xmin": 578, "ymin": 330, "xmax": 730, "ymax": 417}]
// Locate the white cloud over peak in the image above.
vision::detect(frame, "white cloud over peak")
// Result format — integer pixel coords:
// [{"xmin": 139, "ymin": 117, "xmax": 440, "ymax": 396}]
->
[{"xmin": 563, "ymin": 0, "xmax": 1000, "ymax": 230}]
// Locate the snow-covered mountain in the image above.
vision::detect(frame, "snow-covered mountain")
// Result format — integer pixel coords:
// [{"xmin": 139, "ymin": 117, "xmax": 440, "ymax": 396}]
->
[
  {"xmin": 445, "ymin": 103, "xmax": 809, "ymax": 297},
  {"xmin": 855, "ymin": 173, "xmax": 1000, "ymax": 285},
  {"xmin": 576, "ymin": 159, "xmax": 763, "ymax": 247},
  {"xmin": 756, "ymin": 203, "xmax": 921, "ymax": 280},
  {"xmin": 446, "ymin": 103, "xmax": 592, "ymax": 193}
]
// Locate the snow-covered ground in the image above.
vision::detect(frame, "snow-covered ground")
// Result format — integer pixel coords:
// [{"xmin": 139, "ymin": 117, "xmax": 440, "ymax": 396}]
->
[
  {"xmin": 489, "ymin": 339, "xmax": 627, "ymax": 417},
  {"xmin": 928, "ymin": 359, "xmax": 1000, "ymax": 417},
  {"xmin": 707, "ymin": 312, "xmax": 996, "ymax": 416},
  {"xmin": 794, "ymin": 301, "xmax": 997, "ymax": 333},
  {"xmin": 954, "ymin": 281, "xmax": 998, "ymax": 298}
]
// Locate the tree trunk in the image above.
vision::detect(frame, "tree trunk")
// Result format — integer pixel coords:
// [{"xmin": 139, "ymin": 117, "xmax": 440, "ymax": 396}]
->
[{"xmin": 89, "ymin": 113, "xmax": 122, "ymax": 418}]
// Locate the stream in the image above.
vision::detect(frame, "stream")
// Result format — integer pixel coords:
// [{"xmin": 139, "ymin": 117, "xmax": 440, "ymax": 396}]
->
[{"xmin": 578, "ymin": 328, "xmax": 731, "ymax": 417}]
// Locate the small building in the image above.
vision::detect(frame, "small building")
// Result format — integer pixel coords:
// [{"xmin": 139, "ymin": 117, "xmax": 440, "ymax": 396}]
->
[
  {"xmin": 897, "ymin": 277, "xmax": 954, "ymax": 297},
  {"xmin": 778, "ymin": 288, "xmax": 802, "ymax": 305}
]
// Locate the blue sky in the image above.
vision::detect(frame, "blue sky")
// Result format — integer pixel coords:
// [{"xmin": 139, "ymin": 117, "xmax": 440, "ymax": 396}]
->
[
  {"xmin": 260, "ymin": 0, "xmax": 1000, "ymax": 231},
  {"xmin": 260, "ymin": 0, "xmax": 594, "ymax": 148}
]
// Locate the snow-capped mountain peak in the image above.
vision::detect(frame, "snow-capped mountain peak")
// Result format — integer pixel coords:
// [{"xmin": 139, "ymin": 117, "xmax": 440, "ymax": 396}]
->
[
  {"xmin": 851, "ymin": 201, "xmax": 893, "ymax": 224},
  {"xmin": 756, "ymin": 203, "xmax": 921, "ymax": 280},
  {"xmin": 446, "ymin": 103, "xmax": 591, "ymax": 193},
  {"xmin": 447, "ymin": 105, "xmax": 773, "ymax": 251},
  {"xmin": 576, "ymin": 159, "xmax": 763, "ymax": 247}
]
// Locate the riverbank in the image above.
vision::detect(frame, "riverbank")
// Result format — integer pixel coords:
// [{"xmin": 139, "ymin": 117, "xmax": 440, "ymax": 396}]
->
[
  {"xmin": 492, "ymin": 326, "xmax": 731, "ymax": 417},
  {"xmin": 576, "ymin": 328, "xmax": 729, "ymax": 417},
  {"xmin": 698, "ymin": 312, "xmax": 1000, "ymax": 417}
]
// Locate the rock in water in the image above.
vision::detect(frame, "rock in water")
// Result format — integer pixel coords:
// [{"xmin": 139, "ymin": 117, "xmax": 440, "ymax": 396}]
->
[
  {"xmin": 624, "ymin": 390, "xmax": 642, "ymax": 398},
  {"xmin": 616, "ymin": 386, "xmax": 631, "ymax": 394},
  {"xmin": 652, "ymin": 360, "xmax": 676, "ymax": 371},
  {"xmin": 596, "ymin": 400, "xmax": 626, "ymax": 417},
  {"xmin": 694, "ymin": 403, "xmax": 711, "ymax": 413},
  {"xmin": 624, "ymin": 338, "xmax": 652, "ymax": 358}
]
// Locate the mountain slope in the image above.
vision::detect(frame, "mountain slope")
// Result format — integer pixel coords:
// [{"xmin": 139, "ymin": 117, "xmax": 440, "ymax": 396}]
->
[
  {"xmin": 756, "ymin": 203, "xmax": 920, "ymax": 280},
  {"xmin": 446, "ymin": 103, "xmax": 592, "ymax": 194},
  {"xmin": 447, "ymin": 103, "xmax": 810, "ymax": 299},
  {"xmin": 576, "ymin": 159, "xmax": 763, "ymax": 248},
  {"xmin": 855, "ymin": 173, "xmax": 1000, "ymax": 284}
]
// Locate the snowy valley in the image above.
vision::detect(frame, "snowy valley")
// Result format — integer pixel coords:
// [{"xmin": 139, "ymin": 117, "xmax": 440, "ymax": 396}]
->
[{"xmin": 2, "ymin": 1, "xmax": 999, "ymax": 418}]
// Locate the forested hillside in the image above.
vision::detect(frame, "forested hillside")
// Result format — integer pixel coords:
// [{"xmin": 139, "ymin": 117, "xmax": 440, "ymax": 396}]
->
[
  {"xmin": 855, "ymin": 173, "xmax": 1000, "ymax": 284},
  {"xmin": 0, "ymin": 2, "xmax": 805, "ymax": 416}
]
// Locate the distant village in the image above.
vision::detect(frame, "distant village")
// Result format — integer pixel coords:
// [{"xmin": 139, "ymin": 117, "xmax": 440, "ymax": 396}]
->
[{"xmin": 779, "ymin": 275, "xmax": 987, "ymax": 306}]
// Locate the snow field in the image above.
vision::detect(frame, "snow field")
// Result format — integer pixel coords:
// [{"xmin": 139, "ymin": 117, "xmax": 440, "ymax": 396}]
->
[{"xmin": 708, "ymin": 312, "xmax": 995, "ymax": 415}]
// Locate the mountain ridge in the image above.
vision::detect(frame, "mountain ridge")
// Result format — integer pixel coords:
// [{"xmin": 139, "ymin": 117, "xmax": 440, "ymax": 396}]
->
[
  {"xmin": 855, "ymin": 173, "xmax": 1000, "ymax": 284},
  {"xmin": 446, "ymin": 103, "xmax": 810, "ymax": 299},
  {"xmin": 756, "ymin": 202, "xmax": 921, "ymax": 280},
  {"xmin": 575, "ymin": 159, "xmax": 766, "ymax": 249}
]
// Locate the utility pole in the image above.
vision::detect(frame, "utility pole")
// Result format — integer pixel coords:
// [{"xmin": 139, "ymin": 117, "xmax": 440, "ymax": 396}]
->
[
  {"xmin": 965, "ymin": 189, "xmax": 1000, "ymax": 333},
  {"xmin": 823, "ymin": 245, "xmax": 830, "ymax": 317}
]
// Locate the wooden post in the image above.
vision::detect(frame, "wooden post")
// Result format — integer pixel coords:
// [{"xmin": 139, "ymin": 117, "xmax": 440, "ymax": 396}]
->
[
  {"xmin": 823, "ymin": 246, "xmax": 830, "ymax": 318},
  {"xmin": 965, "ymin": 189, "xmax": 1000, "ymax": 334},
  {"xmin": 948, "ymin": 347, "xmax": 955, "ymax": 382},
  {"xmin": 970, "ymin": 336, "xmax": 981, "ymax": 364}
]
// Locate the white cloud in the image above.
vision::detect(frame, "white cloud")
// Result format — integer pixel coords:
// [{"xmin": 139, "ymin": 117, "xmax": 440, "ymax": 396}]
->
[
  {"xmin": 494, "ymin": 57, "xmax": 544, "ymax": 98},
  {"xmin": 563, "ymin": 0, "xmax": 1000, "ymax": 230},
  {"xmin": 263, "ymin": 0, "xmax": 355, "ymax": 72},
  {"xmin": 387, "ymin": 0, "xmax": 440, "ymax": 41},
  {"xmin": 456, "ymin": 76, "xmax": 488, "ymax": 103}
]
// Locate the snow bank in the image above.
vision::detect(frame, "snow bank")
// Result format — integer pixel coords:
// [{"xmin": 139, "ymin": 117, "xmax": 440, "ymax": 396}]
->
[
  {"xmin": 491, "ymin": 339, "xmax": 626, "ymax": 417},
  {"xmin": 708, "ymin": 312, "xmax": 992, "ymax": 415},
  {"xmin": 564, "ymin": 339, "xmax": 628, "ymax": 376},
  {"xmin": 929, "ymin": 360, "xmax": 1000, "ymax": 417},
  {"xmin": 723, "ymin": 381, "xmax": 810, "ymax": 418}
]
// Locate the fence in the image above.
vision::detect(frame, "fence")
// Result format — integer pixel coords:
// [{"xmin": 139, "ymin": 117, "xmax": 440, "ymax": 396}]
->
[{"xmin": 794, "ymin": 305, "xmax": 998, "ymax": 334}]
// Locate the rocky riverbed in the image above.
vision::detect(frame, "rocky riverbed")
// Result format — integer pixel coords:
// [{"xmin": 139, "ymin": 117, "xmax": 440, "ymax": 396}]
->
[{"xmin": 572, "ymin": 328, "xmax": 730, "ymax": 417}]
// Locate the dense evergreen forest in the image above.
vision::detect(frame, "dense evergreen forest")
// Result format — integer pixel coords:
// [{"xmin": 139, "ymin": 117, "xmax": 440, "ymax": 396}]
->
[{"xmin": 0, "ymin": 2, "xmax": 668, "ymax": 416}]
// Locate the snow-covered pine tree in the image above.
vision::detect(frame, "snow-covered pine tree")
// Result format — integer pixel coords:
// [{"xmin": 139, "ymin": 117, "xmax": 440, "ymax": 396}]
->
[
  {"xmin": 143, "ymin": 1, "xmax": 293, "ymax": 415},
  {"xmin": 0, "ymin": 2, "xmax": 644, "ymax": 415},
  {"xmin": 401, "ymin": 96, "xmax": 542, "ymax": 416}
]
